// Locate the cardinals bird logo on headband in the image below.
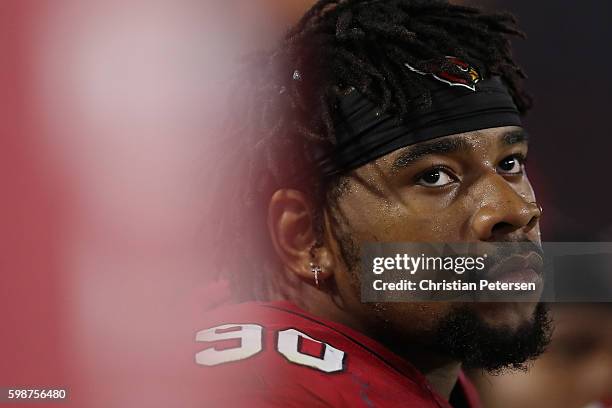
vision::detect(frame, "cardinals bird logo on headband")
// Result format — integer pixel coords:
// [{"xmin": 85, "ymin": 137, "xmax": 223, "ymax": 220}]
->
[{"xmin": 405, "ymin": 56, "xmax": 481, "ymax": 91}]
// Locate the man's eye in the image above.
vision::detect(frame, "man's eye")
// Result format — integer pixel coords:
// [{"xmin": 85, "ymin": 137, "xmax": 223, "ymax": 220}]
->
[
  {"xmin": 497, "ymin": 155, "xmax": 524, "ymax": 174},
  {"xmin": 416, "ymin": 168, "xmax": 455, "ymax": 187}
]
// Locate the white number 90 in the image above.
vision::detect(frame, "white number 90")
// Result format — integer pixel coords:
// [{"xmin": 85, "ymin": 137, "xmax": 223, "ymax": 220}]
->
[{"xmin": 196, "ymin": 324, "xmax": 344, "ymax": 373}]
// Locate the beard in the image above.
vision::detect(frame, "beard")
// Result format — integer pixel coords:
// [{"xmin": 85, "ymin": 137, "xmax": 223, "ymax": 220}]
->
[{"xmin": 430, "ymin": 302, "xmax": 551, "ymax": 372}]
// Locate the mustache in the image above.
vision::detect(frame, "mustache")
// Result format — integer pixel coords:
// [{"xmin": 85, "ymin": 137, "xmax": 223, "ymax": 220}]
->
[
  {"xmin": 428, "ymin": 238, "xmax": 544, "ymax": 281},
  {"xmin": 485, "ymin": 239, "xmax": 544, "ymax": 264},
  {"xmin": 474, "ymin": 239, "xmax": 545, "ymax": 281},
  {"xmin": 437, "ymin": 238, "xmax": 544, "ymax": 261}
]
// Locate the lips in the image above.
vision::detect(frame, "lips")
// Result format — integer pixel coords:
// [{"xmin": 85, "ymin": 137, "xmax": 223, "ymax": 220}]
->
[{"xmin": 486, "ymin": 251, "xmax": 544, "ymax": 284}]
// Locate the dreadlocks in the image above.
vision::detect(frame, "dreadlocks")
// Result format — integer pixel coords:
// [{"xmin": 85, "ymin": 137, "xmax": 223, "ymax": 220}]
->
[{"xmin": 207, "ymin": 0, "xmax": 531, "ymax": 300}]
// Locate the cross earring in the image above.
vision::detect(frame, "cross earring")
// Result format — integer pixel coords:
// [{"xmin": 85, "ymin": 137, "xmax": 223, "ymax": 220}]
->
[{"xmin": 310, "ymin": 262, "xmax": 322, "ymax": 286}]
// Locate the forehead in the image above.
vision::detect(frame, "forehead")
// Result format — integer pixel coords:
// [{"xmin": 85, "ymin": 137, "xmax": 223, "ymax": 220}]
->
[{"xmin": 373, "ymin": 125, "xmax": 527, "ymax": 171}]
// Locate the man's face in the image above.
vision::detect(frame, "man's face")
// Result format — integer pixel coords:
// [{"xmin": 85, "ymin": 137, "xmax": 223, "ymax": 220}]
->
[{"xmin": 325, "ymin": 125, "xmax": 548, "ymax": 368}]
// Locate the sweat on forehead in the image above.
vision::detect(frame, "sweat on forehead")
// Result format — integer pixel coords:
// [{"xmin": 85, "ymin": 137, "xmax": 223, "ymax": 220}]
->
[{"xmin": 390, "ymin": 128, "xmax": 528, "ymax": 171}]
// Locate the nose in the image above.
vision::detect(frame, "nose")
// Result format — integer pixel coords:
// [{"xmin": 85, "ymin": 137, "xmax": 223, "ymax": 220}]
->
[{"xmin": 471, "ymin": 174, "xmax": 541, "ymax": 241}]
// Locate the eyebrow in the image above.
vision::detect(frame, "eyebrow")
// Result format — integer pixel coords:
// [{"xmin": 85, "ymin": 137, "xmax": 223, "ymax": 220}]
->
[
  {"xmin": 391, "ymin": 129, "xmax": 529, "ymax": 171},
  {"xmin": 502, "ymin": 129, "xmax": 529, "ymax": 146},
  {"xmin": 391, "ymin": 136, "xmax": 470, "ymax": 171}
]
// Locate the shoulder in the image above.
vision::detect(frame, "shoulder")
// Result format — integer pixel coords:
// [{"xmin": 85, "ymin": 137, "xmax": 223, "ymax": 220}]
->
[{"xmin": 192, "ymin": 301, "xmax": 448, "ymax": 408}]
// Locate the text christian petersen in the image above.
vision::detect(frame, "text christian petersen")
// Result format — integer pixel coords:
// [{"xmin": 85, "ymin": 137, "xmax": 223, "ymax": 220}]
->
[{"xmin": 371, "ymin": 253, "xmax": 537, "ymax": 292}]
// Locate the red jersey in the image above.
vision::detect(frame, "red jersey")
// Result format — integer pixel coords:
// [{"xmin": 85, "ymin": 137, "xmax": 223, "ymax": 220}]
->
[{"xmin": 193, "ymin": 300, "xmax": 480, "ymax": 408}]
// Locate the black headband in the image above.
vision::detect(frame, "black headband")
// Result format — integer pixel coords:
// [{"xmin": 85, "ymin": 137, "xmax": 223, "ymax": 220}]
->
[{"xmin": 313, "ymin": 76, "xmax": 522, "ymax": 178}]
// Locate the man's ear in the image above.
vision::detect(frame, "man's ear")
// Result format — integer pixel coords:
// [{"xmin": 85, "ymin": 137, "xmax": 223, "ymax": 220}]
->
[{"xmin": 267, "ymin": 189, "xmax": 334, "ymax": 284}]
